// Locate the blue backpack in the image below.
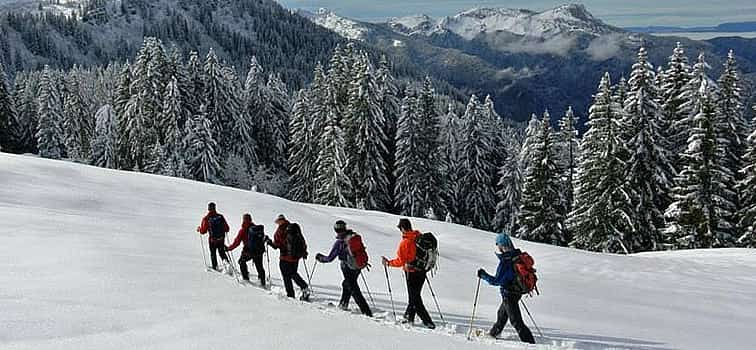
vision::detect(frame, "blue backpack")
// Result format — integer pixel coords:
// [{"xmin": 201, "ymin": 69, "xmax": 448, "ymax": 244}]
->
[
  {"xmin": 246, "ymin": 225, "xmax": 265, "ymax": 255},
  {"xmin": 208, "ymin": 214, "xmax": 226, "ymax": 241}
]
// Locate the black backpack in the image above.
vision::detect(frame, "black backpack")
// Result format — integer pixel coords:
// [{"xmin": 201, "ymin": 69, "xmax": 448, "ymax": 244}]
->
[
  {"xmin": 208, "ymin": 214, "xmax": 226, "ymax": 241},
  {"xmin": 285, "ymin": 223, "xmax": 307, "ymax": 259},
  {"xmin": 409, "ymin": 232, "xmax": 439, "ymax": 272},
  {"xmin": 246, "ymin": 225, "xmax": 265, "ymax": 256}
]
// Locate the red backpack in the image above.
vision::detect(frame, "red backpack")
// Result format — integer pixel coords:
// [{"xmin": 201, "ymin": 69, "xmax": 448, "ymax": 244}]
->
[
  {"xmin": 345, "ymin": 233, "xmax": 369, "ymax": 270},
  {"xmin": 510, "ymin": 252, "xmax": 539, "ymax": 295}
]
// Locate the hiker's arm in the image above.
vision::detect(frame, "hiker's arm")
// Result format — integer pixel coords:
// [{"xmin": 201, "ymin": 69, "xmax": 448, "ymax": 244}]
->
[
  {"xmin": 318, "ymin": 241, "xmax": 341, "ymax": 263},
  {"xmin": 387, "ymin": 240, "xmax": 410, "ymax": 268},
  {"xmin": 198, "ymin": 217, "xmax": 208, "ymax": 234},
  {"xmin": 227, "ymin": 229, "xmax": 243, "ymax": 251}
]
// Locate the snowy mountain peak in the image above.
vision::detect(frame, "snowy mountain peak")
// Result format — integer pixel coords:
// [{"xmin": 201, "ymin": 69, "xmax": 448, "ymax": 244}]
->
[
  {"xmin": 297, "ymin": 7, "xmax": 370, "ymax": 41},
  {"xmin": 388, "ymin": 3, "xmax": 619, "ymax": 40}
]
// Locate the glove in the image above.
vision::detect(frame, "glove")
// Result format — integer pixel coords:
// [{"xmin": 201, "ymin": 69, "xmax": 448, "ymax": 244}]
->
[
  {"xmin": 381, "ymin": 256, "xmax": 389, "ymax": 266},
  {"xmin": 303, "ymin": 252, "xmax": 308, "ymax": 260},
  {"xmin": 225, "ymin": 246, "xmax": 230, "ymax": 251},
  {"xmin": 315, "ymin": 253, "xmax": 325, "ymax": 262},
  {"xmin": 477, "ymin": 268, "xmax": 486, "ymax": 278}
]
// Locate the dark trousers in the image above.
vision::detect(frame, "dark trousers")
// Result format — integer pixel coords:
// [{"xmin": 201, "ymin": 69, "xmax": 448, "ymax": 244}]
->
[
  {"xmin": 339, "ymin": 265, "xmax": 372, "ymax": 316},
  {"xmin": 279, "ymin": 260, "xmax": 308, "ymax": 298},
  {"xmin": 209, "ymin": 239, "xmax": 229, "ymax": 269},
  {"xmin": 404, "ymin": 270, "xmax": 433, "ymax": 325},
  {"xmin": 239, "ymin": 250, "xmax": 265, "ymax": 285},
  {"xmin": 490, "ymin": 294, "xmax": 536, "ymax": 344}
]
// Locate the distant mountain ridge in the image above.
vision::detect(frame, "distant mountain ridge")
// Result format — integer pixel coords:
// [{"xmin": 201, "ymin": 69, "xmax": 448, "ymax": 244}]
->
[{"xmin": 626, "ymin": 21, "xmax": 756, "ymax": 34}]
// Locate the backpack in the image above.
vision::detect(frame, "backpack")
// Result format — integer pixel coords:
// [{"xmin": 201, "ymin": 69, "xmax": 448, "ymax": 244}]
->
[
  {"xmin": 246, "ymin": 225, "xmax": 265, "ymax": 256},
  {"xmin": 285, "ymin": 224, "xmax": 307, "ymax": 259},
  {"xmin": 208, "ymin": 214, "xmax": 226, "ymax": 241},
  {"xmin": 344, "ymin": 233, "xmax": 369, "ymax": 270},
  {"xmin": 508, "ymin": 252, "xmax": 539, "ymax": 295},
  {"xmin": 408, "ymin": 232, "xmax": 438, "ymax": 272}
]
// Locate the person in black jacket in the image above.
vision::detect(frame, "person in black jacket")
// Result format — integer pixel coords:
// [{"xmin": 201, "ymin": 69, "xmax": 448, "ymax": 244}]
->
[{"xmin": 226, "ymin": 214, "xmax": 267, "ymax": 287}]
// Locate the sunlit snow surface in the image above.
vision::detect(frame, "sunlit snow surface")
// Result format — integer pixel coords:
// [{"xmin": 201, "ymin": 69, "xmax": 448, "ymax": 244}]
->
[{"xmin": 1, "ymin": 153, "xmax": 755, "ymax": 349}]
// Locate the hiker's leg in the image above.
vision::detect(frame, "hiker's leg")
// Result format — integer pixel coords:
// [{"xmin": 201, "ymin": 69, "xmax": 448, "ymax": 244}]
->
[
  {"xmin": 409, "ymin": 271, "xmax": 432, "ymax": 325},
  {"xmin": 404, "ymin": 272, "xmax": 415, "ymax": 321},
  {"xmin": 238, "ymin": 252, "xmax": 250, "ymax": 281},
  {"xmin": 350, "ymin": 269, "xmax": 372, "ymax": 316},
  {"xmin": 252, "ymin": 255, "xmax": 265, "ymax": 285},
  {"xmin": 291, "ymin": 261, "xmax": 308, "ymax": 290},
  {"xmin": 209, "ymin": 242, "xmax": 219, "ymax": 269},
  {"xmin": 489, "ymin": 298, "xmax": 509, "ymax": 337},
  {"xmin": 280, "ymin": 260, "xmax": 295, "ymax": 298},
  {"xmin": 504, "ymin": 294, "xmax": 535, "ymax": 344}
]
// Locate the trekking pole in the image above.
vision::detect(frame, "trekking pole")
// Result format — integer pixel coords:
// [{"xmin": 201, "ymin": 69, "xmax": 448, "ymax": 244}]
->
[
  {"xmin": 265, "ymin": 244, "xmax": 272, "ymax": 286},
  {"xmin": 521, "ymin": 299, "xmax": 544, "ymax": 338},
  {"xmin": 308, "ymin": 261, "xmax": 318, "ymax": 287},
  {"xmin": 467, "ymin": 277, "xmax": 482, "ymax": 340},
  {"xmin": 303, "ymin": 258, "xmax": 312, "ymax": 286},
  {"xmin": 383, "ymin": 264, "xmax": 397, "ymax": 322},
  {"xmin": 198, "ymin": 234, "xmax": 208, "ymax": 268},
  {"xmin": 425, "ymin": 276, "xmax": 447, "ymax": 326},
  {"xmin": 360, "ymin": 273, "xmax": 377, "ymax": 309},
  {"xmin": 224, "ymin": 236, "xmax": 242, "ymax": 283}
]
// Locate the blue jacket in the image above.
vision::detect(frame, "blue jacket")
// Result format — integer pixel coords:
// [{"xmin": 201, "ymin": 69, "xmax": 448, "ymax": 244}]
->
[{"xmin": 480, "ymin": 249, "xmax": 521, "ymax": 296}]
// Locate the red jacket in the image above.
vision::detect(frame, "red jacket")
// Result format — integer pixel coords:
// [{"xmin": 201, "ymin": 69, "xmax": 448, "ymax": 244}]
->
[
  {"xmin": 270, "ymin": 220, "xmax": 301, "ymax": 262},
  {"xmin": 198, "ymin": 210, "xmax": 229, "ymax": 242},
  {"xmin": 387, "ymin": 230, "xmax": 420, "ymax": 272},
  {"xmin": 227, "ymin": 222, "xmax": 252, "ymax": 252}
]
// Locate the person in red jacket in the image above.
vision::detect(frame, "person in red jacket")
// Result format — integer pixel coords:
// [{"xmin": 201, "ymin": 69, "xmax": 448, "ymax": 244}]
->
[
  {"xmin": 226, "ymin": 214, "xmax": 267, "ymax": 287},
  {"xmin": 382, "ymin": 218, "xmax": 435, "ymax": 329},
  {"xmin": 266, "ymin": 214, "xmax": 311, "ymax": 300},
  {"xmin": 197, "ymin": 202, "xmax": 230, "ymax": 271}
]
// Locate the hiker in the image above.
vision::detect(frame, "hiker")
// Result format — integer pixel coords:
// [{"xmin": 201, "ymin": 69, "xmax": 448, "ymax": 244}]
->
[
  {"xmin": 477, "ymin": 232, "xmax": 536, "ymax": 344},
  {"xmin": 226, "ymin": 213, "xmax": 267, "ymax": 287},
  {"xmin": 197, "ymin": 202, "xmax": 231, "ymax": 271},
  {"xmin": 382, "ymin": 218, "xmax": 436, "ymax": 329},
  {"xmin": 266, "ymin": 214, "xmax": 311, "ymax": 300},
  {"xmin": 315, "ymin": 220, "xmax": 373, "ymax": 317}
]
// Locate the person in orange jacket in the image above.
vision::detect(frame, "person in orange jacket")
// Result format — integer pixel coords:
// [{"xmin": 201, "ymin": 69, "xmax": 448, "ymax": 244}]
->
[
  {"xmin": 197, "ymin": 202, "xmax": 230, "ymax": 271},
  {"xmin": 382, "ymin": 218, "xmax": 436, "ymax": 329}
]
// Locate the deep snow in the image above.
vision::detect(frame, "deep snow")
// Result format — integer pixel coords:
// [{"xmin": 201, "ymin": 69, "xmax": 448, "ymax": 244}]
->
[{"xmin": 1, "ymin": 153, "xmax": 755, "ymax": 350}]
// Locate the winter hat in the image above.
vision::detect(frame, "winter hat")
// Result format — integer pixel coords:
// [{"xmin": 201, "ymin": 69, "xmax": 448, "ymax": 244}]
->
[
  {"xmin": 275, "ymin": 214, "xmax": 287, "ymax": 223},
  {"xmin": 208, "ymin": 202, "xmax": 216, "ymax": 211},
  {"xmin": 496, "ymin": 232, "xmax": 514, "ymax": 249},
  {"xmin": 334, "ymin": 220, "xmax": 347, "ymax": 233},
  {"xmin": 397, "ymin": 218, "xmax": 412, "ymax": 231}
]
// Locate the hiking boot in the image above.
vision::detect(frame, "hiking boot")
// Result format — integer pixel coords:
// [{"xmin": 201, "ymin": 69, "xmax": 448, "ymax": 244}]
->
[
  {"xmin": 300, "ymin": 288, "xmax": 312, "ymax": 301},
  {"xmin": 423, "ymin": 321, "xmax": 436, "ymax": 330},
  {"xmin": 400, "ymin": 317, "xmax": 414, "ymax": 324},
  {"xmin": 338, "ymin": 303, "xmax": 349, "ymax": 311}
]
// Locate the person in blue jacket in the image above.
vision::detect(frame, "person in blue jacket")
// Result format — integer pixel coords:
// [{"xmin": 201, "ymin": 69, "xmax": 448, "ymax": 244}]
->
[{"xmin": 477, "ymin": 232, "xmax": 536, "ymax": 344}]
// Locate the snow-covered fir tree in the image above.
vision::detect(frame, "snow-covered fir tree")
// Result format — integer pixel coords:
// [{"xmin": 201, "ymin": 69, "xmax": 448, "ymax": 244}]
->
[
  {"xmin": 570, "ymin": 73, "xmax": 634, "ymax": 253},
  {"xmin": 459, "ymin": 95, "xmax": 497, "ymax": 229},
  {"xmin": 494, "ymin": 137, "xmax": 523, "ymax": 233},
  {"xmin": 738, "ymin": 108, "xmax": 756, "ymax": 247},
  {"xmin": 676, "ymin": 52, "xmax": 716, "ymax": 154},
  {"xmin": 35, "ymin": 66, "xmax": 65, "ymax": 159},
  {"xmin": 344, "ymin": 55, "xmax": 390, "ymax": 210},
  {"xmin": 394, "ymin": 90, "xmax": 425, "ymax": 216},
  {"xmin": 202, "ymin": 49, "xmax": 236, "ymax": 154},
  {"xmin": 159, "ymin": 77, "xmax": 187, "ymax": 172},
  {"xmin": 376, "ymin": 55, "xmax": 401, "ymax": 209},
  {"xmin": 558, "ymin": 106, "xmax": 579, "ymax": 213},
  {"xmin": 519, "ymin": 113, "xmax": 541, "ymax": 172},
  {"xmin": 62, "ymin": 72, "xmax": 92, "ymax": 161},
  {"xmin": 661, "ymin": 42, "xmax": 692, "ymax": 169},
  {"xmin": 11, "ymin": 73, "xmax": 39, "ymax": 154},
  {"xmin": 288, "ymin": 90, "xmax": 318, "ymax": 203},
  {"xmin": 518, "ymin": 111, "xmax": 568, "ymax": 245},
  {"xmin": 665, "ymin": 79, "xmax": 737, "ymax": 248},
  {"xmin": 315, "ymin": 109, "xmax": 352, "ymax": 207},
  {"xmin": 265, "ymin": 73, "xmax": 291, "ymax": 173},
  {"xmin": 0, "ymin": 63, "xmax": 16, "ymax": 152},
  {"xmin": 716, "ymin": 50, "xmax": 748, "ymax": 185},
  {"xmin": 622, "ymin": 47, "xmax": 675, "ymax": 251},
  {"xmin": 439, "ymin": 104, "xmax": 464, "ymax": 222},
  {"xmin": 183, "ymin": 104, "xmax": 221, "ymax": 184},
  {"xmin": 90, "ymin": 104, "xmax": 118, "ymax": 169},
  {"xmin": 415, "ymin": 77, "xmax": 445, "ymax": 217}
]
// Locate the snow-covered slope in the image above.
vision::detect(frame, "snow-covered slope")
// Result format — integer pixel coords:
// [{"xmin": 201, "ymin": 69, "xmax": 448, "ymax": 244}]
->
[
  {"xmin": 297, "ymin": 8, "xmax": 371, "ymax": 41},
  {"xmin": 1, "ymin": 153, "xmax": 756, "ymax": 350},
  {"xmin": 389, "ymin": 4, "xmax": 620, "ymax": 40}
]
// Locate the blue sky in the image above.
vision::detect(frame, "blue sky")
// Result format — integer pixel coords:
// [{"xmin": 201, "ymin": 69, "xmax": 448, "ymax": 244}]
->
[{"xmin": 277, "ymin": 0, "xmax": 756, "ymax": 27}]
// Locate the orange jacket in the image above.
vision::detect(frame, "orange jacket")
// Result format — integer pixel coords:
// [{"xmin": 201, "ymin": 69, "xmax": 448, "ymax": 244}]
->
[{"xmin": 387, "ymin": 230, "xmax": 420, "ymax": 271}]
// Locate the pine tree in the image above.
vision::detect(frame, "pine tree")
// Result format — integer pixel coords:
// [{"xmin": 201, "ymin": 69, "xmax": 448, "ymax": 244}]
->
[
  {"xmin": 622, "ymin": 47, "xmax": 675, "ymax": 251},
  {"xmin": 12, "ymin": 72, "xmax": 39, "ymax": 154},
  {"xmin": 661, "ymin": 42, "xmax": 692, "ymax": 169},
  {"xmin": 288, "ymin": 90, "xmax": 318, "ymax": 203},
  {"xmin": 520, "ymin": 113, "xmax": 540, "ymax": 172},
  {"xmin": 183, "ymin": 104, "xmax": 221, "ymax": 184},
  {"xmin": 114, "ymin": 63, "xmax": 132, "ymax": 168},
  {"xmin": 415, "ymin": 77, "xmax": 444, "ymax": 217},
  {"xmin": 558, "ymin": 106, "xmax": 579, "ymax": 213},
  {"xmin": 344, "ymin": 55, "xmax": 390, "ymax": 210},
  {"xmin": 91, "ymin": 104, "xmax": 118, "ymax": 169},
  {"xmin": 35, "ymin": 66, "xmax": 64, "ymax": 159},
  {"xmin": 458, "ymin": 95, "xmax": 496, "ymax": 228},
  {"xmin": 266, "ymin": 73, "xmax": 291, "ymax": 173},
  {"xmin": 518, "ymin": 111, "xmax": 568, "ymax": 245},
  {"xmin": 440, "ymin": 104, "xmax": 464, "ymax": 222},
  {"xmin": 665, "ymin": 80, "xmax": 737, "ymax": 248},
  {"xmin": 160, "ymin": 77, "xmax": 187, "ymax": 170},
  {"xmin": 570, "ymin": 73, "xmax": 634, "ymax": 253},
  {"xmin": 315, "ymin": 109, "xmax": 351, "ymax": 207},
  {"xmin": 0, "ymin": 63, "xmax": 17, "ymax": 152},
  {"xmin": 376, "ymin": 55, "xmax": 401, "ymax": 209},
  {"xmin": 738, "ymin": 108, "xmax": 756, "ymax": 247},
  {"xmin": 203, "ymin": 49, "xmax": 235, "ymax": 154},
  {"xmin": 394, "ymin": 90, "xmax": 425, "ymax": 216}
]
